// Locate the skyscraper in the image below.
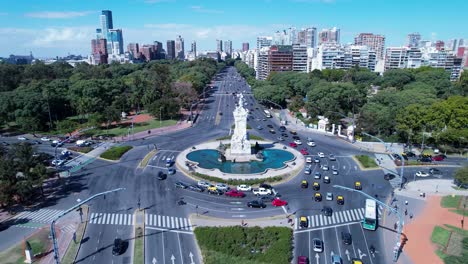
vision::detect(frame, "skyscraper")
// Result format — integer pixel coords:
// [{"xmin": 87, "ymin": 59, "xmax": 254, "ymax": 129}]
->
[
  {"xmin": 109, "ymin": 29, "xmax": 124, "ymax": 55},
  {"xmin": 318, "ymin": 27, "xmax": 340, "ymax": 45},
  {"xmin": 407, "ymin": 33, "xmax": 421, "ymax": 48},
  {"xmin": 216, "ymin": 39, "xmax": 223, "ymax": 52},
  {"xmin": 224, "ymin": 40, "xmax": 232, "ymax": 55},
  {"xmin": 191, "ymin": 41, "xmax": 197, "ymax": 57},
  {"xmin": 175, "ymin": 35, "xmax": 185, "ymax": 60},
  {"xmin": 100, "ymin": 10, "xmax": 113, "ymax": 51},
  {"xmin": 257, "ymin": 36, "xmax": 272, "ymax": 49},
  {"xmin": 127, "ymin": 43, "xmax": 139, "ymax": 59},
  {"xmin": 154, "ymin": 41, "xmax": 164, "ymax": 59},
  {"xmin": 354, "ymin": 33, "xmax": 386, "ymax": 60},
  {"xmin": 91, "ymin": 38, "xmax": 108, "ymax": 65},
  {"xmin": 242, "ymin": 42, "xmax": 249, "ymax": 52},
  {"xmin": 166, "ymin": 40, "xmax": 175, "ymax": 60}
]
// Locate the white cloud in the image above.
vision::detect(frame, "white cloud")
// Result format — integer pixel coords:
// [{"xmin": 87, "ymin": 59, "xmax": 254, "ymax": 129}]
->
[
  {"xmin": 189, "ymin": 6, "xmax": 224, "ymax": 14},
  {"xmin": 25, "ymin": 11, "xmax": 95, "ymax": 19},
  {"xmin": 32, "ymin": 27, "xmax": 94, "ymax": 46}
]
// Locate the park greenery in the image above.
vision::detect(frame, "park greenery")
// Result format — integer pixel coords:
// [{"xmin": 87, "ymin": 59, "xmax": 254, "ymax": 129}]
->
[
  {"xmin": 453, "ymin": 166, "xmax": 468, "ymax": 187},
  {"xmin": 0, "ymin": 58, "xmax": 221, "ymax": 135},
  {"xmin": 354, "ymin": 155, "xmax": 378, "ymax": 168},
  {"xmin": 0, "ymin": 143, "xmax": 50, "ymax": 208},
  {"xmin": 194, "ymin": 226, "xmax": 292, "ymax": 264},
  {"xmin": 100, "ymin": 145, "xmax": 133, "ymax": 160},
  {"xmin": 236, "ymin": 61, "xmax": 468, "ymax": 151}
]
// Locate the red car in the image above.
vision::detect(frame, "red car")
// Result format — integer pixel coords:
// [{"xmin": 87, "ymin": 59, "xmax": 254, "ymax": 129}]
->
[
  {"xmin": 432, "ymin": 155, "xmax": 445, "ymax": 161},
  {"xmin": 225, "ymin": 190, "xmax": 245, "ymax": 198},
  {"xmin": 272, "ymin": 198, "xmax": 288, "ymax": 207},
  {"xmin": 300, "ymin": 148, "xmax": 309, "ymax": 155},
  {"xmin": 297, "ymin": 256, "xmax": 309, "ymax": 264},
  {"xmin": 289, "ymin": 142, "xmax": 297, "ymax": 148}
]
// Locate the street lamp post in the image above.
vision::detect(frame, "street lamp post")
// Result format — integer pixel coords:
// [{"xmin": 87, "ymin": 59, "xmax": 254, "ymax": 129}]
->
[
  {"xmin": 51, "ymin": 188, "xmax": 125, "ymax": 264},
  {"xmin": 362, "ymin": 132, "xmax": 405, "ymax": 189},
  {"xmin": 333, "ymin": 185, "xmax": 404, "ymax": 262}
]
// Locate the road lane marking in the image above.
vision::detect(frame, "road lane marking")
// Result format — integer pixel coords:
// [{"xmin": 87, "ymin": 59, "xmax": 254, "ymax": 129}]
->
[
  {"xmin": 177, "ymin": 233, "xmax": 185, "ymax": 264},
  {"xmin": 334, "ymin": 226, "xmax": 343, "ymax": 257},
  {"xmin": 294, "ymin": 221, "xmax": 362, "ymax": 234},
  {"xmin": 359, "ymin": 225, "xmax": 374, "ymax": 264}
]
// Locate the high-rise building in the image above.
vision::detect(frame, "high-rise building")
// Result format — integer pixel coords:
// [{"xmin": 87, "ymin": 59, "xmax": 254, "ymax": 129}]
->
[
  {"xmin": 166, "ymin": 40, "xmax": 175, "ymax": 60},
  {"xmin": 108, "ymin": 29, "xmax": 124, "ymax": 55},
  {"xmin": 127, "ymin": 43, "xmax": 139, "ymax": 59},
  {"xmin": 95, "ymin": 28, "xmax": 102, "ymax": 39},
  {"xmin": 256, "ymin": 47, "xmax": 270, "ymax": 80},
  {"xmin": 446, "ymin": 39, "xmax": 458, "ymax": 52},
  {"xmin": 406, "ymin": 32, "xmax": 421, "ymax": 48},
  {"xmin": 216, "ymin": 39, "xmax": 223, "ymax": 52},
  {"xmin": 298, "ymin": 28, "xmax": 317, "ymax": 48},
  {"xmin": 257, "ymin": 36, "xmax": 272, "ymax": 49},
  {"xmin": 435, "ymin": 40, "xmax": 445, "ymax": 51},
  {"xmin": 191, "ymin": 41, "xmax": 197, "ymax": 57},
  {"xmin": 175, "ymin": 35, "xmax": 185, "ymax": 60},
  {"xmin": 273, "ymin": 30, "xmax": 288, "ymax": 45},
  {"xmin": 384, "ymin": 47, "xmax": 409, "ymax": 70},
  {"xmin": 318, "ymin": 27, "xmax": 340, "ymax": 45},
  {"xmin": 140, "ymin": 45, "xmax": 154, "ymax": 62},
  {"xmin": 91, "ymin": 38, "xmax": 108, "ymax": 65},
  {"xmin": 224, "ymin": 40, "xmax": 232, "ymax": 55},
  {"xmin": 354, "ymin": 33, "xmax": 386, "ymax": 60},
  {"xmin": 312, "ymin": 44, "xmax": 376, "ymax": 71},
  {"xmin": 242, "ymin": 42, "xmax": 249, "ymax": 52},
  {"xmin": 153, "ymin": 41, "xmax": 164, "ymax": 59},
  {"xmin": 287, "ymin": 27, "xmax": 297, "ymax": 45},
  {"xmin": 292, "ymin": 44, "xmax": 308, "ymax": 72},
  {"xmin": 268, "ymin": 45, "xmax": 293, "ymax": 73}
]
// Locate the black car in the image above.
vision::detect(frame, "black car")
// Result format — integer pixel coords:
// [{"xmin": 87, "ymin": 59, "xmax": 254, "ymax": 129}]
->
[
  {"xmin": 341, "ymin": 232, "xmax": 352, "ymax": 245},
  {"xmin": 31, "ymin": 140, "xmax": 42, "ymax": 145},
  {"xmin": 403, "ymin": 151, "xmax": 416, "ymax": 157},
  {"xmin": 208, "ymin": 189, "xmax": 224, "ymax": 195},
  {"xmin": 258, "ymin": 195, "xmax": 275, "ymax": 203},
  {"xmin": 279, "ymin": 126, "xmax": 286, "ymax": 132},
  {"xmin": 260, "ymin": 183, "xmax": 273, "ymax": 190},
  {"xmin": 247, "ymin": 200, "xmax": 266, "ymax": 208},
  {"xmin": 384, "ymin": 173, "xmax": 397, "ymax": 180},
  {"xmin": 188, "ymin": 185, "xmax": 204, "ymax": 192},
  {"xmin": 175, "ymin": 182, "xmax": 188, "ymax": 189},
  {"xmin": 267, "ymin": 124, "xmax": 274, "ymax": 128},
  {"xmin": 418, "ymin": 157, "xmax": 432, "ymax": 162},
  {"xmin": 322, "ymin": 206, "xmax": 333, "ymax": 216},
  {"xmin": 157, "ymin": 171, "xmax": 167, "ymax": 180},
  {"xmin": 269, "ymin": 129, "xmax": 276, "ymax": 134},
  {"xmin": 429, "ymin": 168, "xmax": 442, "ymax": 175},
  {"xmin": 292, "ymin": 135, "xmax": 300, "ymax": 140},
  {"xmin": 112, "ymin": 238, "xmax": 127, "ymax": 256}
]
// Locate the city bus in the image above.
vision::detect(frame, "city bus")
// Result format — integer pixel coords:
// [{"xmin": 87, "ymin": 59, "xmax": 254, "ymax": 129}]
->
[
  {"xmin": 263, "ymin": 110, "xmax": 272, "ymax": 118},
  {"xmin": 362, "ymin": 199, "xmax": 377, "ymax": 230}
]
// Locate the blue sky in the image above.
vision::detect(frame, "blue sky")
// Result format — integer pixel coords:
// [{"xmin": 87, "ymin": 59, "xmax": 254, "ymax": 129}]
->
[{"xmin": 0, "ymin": 0, "xmax": 466, "ymax": 57}]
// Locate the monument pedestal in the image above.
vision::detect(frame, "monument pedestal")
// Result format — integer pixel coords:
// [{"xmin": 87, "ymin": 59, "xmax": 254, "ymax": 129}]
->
[{"xmin": 224, "ymin": 148, "xmax": 261, "ymax": 162}]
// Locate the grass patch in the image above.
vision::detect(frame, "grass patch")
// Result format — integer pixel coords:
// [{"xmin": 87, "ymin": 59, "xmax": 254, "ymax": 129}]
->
[
  {"xmin": 133, "ymin": 226, "xmax": 144, "ymax": 264},
  {"xmin": 431, "ymin": 226, "xmax": 451, "ymax": 247},
  {"xmin": 355, "ymin": 155, "xmax": 378, "ymax": 168},
  {"xmin": 0, "ymin": 227, "xmax": 51, "ymax": 264},
  {"xmin": 68, "ymin": 146, "xmax": 94, "ymax": 154},
  {"xmin": 62, "ymin": 205, "xmax": 88, "ymax": 264},
  {"xmin": 84, "ymin": 119, "xmax": 178, "ymax": 137},
  {"xmin": 194, "ymin": 226, "xmax": 292, "ymax": 264},
  {"xmin": 100, "ymin": 145, "xmax": 133, "ymax": 160},
  {"xmin": 191, "ymin": 172, "xmax": 283, "ymax": 186},
  {"xmin": 250, "ymin": 135, "xmax": 265, "ymax": 141},
  {"xmin": 441, "ymin": 195, "xmax": 462, "ymax": 208}
]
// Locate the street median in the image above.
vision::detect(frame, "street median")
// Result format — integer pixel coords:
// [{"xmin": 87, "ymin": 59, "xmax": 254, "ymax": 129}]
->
[
  {"xmin": 62, "ymin": 205, "xmax": 89, "ymax": 263},
  {"xmin": 133, "ymin": 209, "xmax": 145, "ymax": 264}
]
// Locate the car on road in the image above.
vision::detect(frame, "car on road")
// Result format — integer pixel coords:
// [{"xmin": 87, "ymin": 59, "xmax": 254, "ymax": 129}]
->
[
  {"xmin": 289, "ymin": 142, "xmax": 297, "ymax": 148},
  {"xmin": 326, "ymin": 192, "xmax": 333, "ymax": 201},
  {"xmin": 208, "ymin": 189, "xmax": 224, "ymax": 195},
  {"xmin": 167, "ymin": 168, "xmax": 176, "ymax": 175},
  {"xmin": 314, "ymin": 192, "xmax": 322, "ymax": 202},
  {"xmin": 188, "ymin": 185, "xmax": 204, "ymax": 192},
  {"xmin": 328, "ymin": 154, "xmax": 336, "ymax": 161},
  {"xmin": 225, "ymin": 190, "xmax": 245, "ymax": 198},
  {"xmin": 256, "ymin": 125, "xmax": 263, "ymax": 130},
  {"xmin": 318, "ymin": 152, "xmax": 325, "ymax": 158},
  {"xmin": 40, "ymin": 137, "xmax": 51, "ymax": 141},
  {"xmin": 307, "ymin": 140, "xmax": 316, "ymax": 147},
  {"xmin": 267, "ymin": 124, "xmax": 274, "ymax": 128},
  {"xmin": 156, "ymin": 171, "xmax": 167, "ymax": 180},
  {"xmin": 112, "ymin": 238, "xmax": 127, "ymax": 256},
  {"xmin": 258, "ymin": 195, "xmax": 275, "ymax": 203},
  {"xmin": 429, "ymin": 168, "xmax": 442, "ymax": 175},
  {"xmin": 312, "ymin": 238, "xmax": 324, "ymax": 252},
  {"xmin": 299, "ymin": 216, "xmax": 308, "ymax": 228},
  {"xmin": 31, "ymin": 140, "xmax": 42, "ymax": 145},
  {"xmin": 294, "ymin": 139, "xmax": 302, "ymax": 145},
  {"xmin": 237, "ymin": 184, "xmax": 252, "ymax": 191},
  {"xmin": 297, "ymin": 256, "xmax": 309, "ymax": 264},
  {"xmin": 259, "ymin": 183, "xmax": 273, "ymax": 190},
  {"xmin": 1, "ymin": 142, "xmax": 9, "ymax": 146},
  {"xmin": 197, "ymin": 181, "xmax": 211, "ymax": 189},
  {"xmin": 337, "ymin": 195, "xmax": 344, "ymax": 205},
  {"xmin": 300, "ymin": 149, "xmax": 309, "ymax": 155},
  {"xmin": 341, "ymin": 232, "xmax": 352, "ymax": 245},
  {"xmin": 332, "ymin": 169, "xmax": 339, "ymax": 175},
  {"xmin": 403, "ymin": 151, "xmax": 416, "ymax": 157},
  {"xmin": 312, "ymin": 182, "xmax": 320, "ymax": 191},
  {"xmin": 384, "ymin": 173, "xmax": 397, "ymax": 180},
  {"xmin": 279, "ymin": 126, "xmax": 286, "ymax": 132},
  {"xmin": 323, "ymin": 176, "xmax": 330, "ymax": 184},
  {"xmin": 351, "ymin": 259, "xmax": 363, "ymax": 264},
  {"xmin": 17, "ymin": 136, "xmax": 28, "ymax": 141},
  {"xmin": 51, "ymin": 159, "xmax": 65, "ymax": 166},
  {"xmin": 272, "ymin": 198, "xmax": 288, "ymax": 207},
  {"xmin": 322, "ymin": 206, "xmax": 333, "ymax": 216},
  {"xmin": 175, "ymin": 182, "xmax": 188, "ymax": 189},
  {"xmin": 269, "ymin": 129, "xmax": 276, "ymax": 134},
  {"xmin": 277, "ymin": 136, "xmax": 285, "ymax": 141},
  {"xmin": 252, "ymin": 187, "xmax": 272, "ymax": 196},
  {"xmin": 418, "ymin": 157, "xmax": 432, "ymax": 163},
  {"xmin": 301, "ymin": 180, "xmax": 308, "ymax": 188},
  {"xmin": 247, "ymin": 200, "xmax": 266, "ymax": 208},
  {"xmin": 290, "ymin": 130, "xmax": 297, "ymax": 135},
  {"xmin": 322, "ymin": 165, "xmax": 329, "ymax": 171},
  {"xmin": 314, "ymin": 157, "xmax": 320, "ymax": 163},
  {"xmin": 354, "ymin": 181, "xmax": 362, "ymax": 190},
  {"xmin": 432, "ymin": 155, "xmax": 445, "ymax": 161},
  {"xmin": 306, "ymin": 157, "xmax": 312, "ymax": 163},
  {"xmin": 304, "ymin": 168, "xmax": 311, "ymax": 175},
  {"xmin": 281, "ymin": 133, "xmax": 288, "ymax": 138},
  {"xmin": 415, "ymin": 171, "xmax": 430, "ymax": 177},
  {"xmin": 331, "ymin": 255, "xmax": 342, "ymax": 264},
  {"xmin": 314, "ymin": 172, "xmax": 321, "ymax": 179},
  {"xmin": 215, "ymin": 183, "xmax": 230, "ymax": 191}
]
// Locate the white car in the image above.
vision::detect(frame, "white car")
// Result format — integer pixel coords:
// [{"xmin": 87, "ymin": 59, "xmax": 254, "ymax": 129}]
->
[
  {"xmin": 215, "ymin": 183, "xmax": 230, "ymax": 191},
  {"xmin": 318, "ymin": 152, "xmax": 325, "ymax": 158},
  {"xmin": 237, "ymin": 184, "xmax": 252, "ymax": 192},
  {"xmin": 312, "ymin": 238, "xmax": 323, "ymax": 252},
  {"xmin": 17, "ymin": 136, "xmax": 28, "ymax": 141},
  {"xmin": 40, "ymin": 137, "xmax": 51, "ymax": 141},
  {"xmin": 252, "ymin": 187, "xmax": 272, "ymax": 196},
  {"xmin": 307, "ymin": 141, "xmax": 316, "ymax": 147},
  {"xmin": 326, "ymin": 192, "xmax": 333, "ymax": 201},
  {"xmin": 294, "ymin": 139, "xmax": 302, "ymax": 145},
  {"xmin": 306, "ymin": 157, "xmax": 312, "ymax": 163},
  {"xmin": 415, "ymin": 171, "xmax": 430, "ymax": 177},
  {"xmin": 197, "ymin": 181, "xmax": 211, "ymax": 188},
  {"xmin": 332, "ymin": 169, "xmax": 339, "ymax": 175},
  {"xmin": 322, "ymin": 165, "xmax": 329, "ymax": 171},
  {"xmin": 51, "ymin": 159, "xmax": 65, "ymax": 166}
]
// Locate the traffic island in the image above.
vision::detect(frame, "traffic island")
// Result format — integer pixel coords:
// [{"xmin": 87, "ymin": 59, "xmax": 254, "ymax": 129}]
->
[
  {"xmin": 100, "ymin": 145, "xmax": 133, "ymax": 161},
  {"xmin": 133, "ymin": 209, "xmax": 145, "ymax": 264},
  {"xmin": 0, "ymin": 227, "xmax": 51, "ymax": 263},
  {"xmin": 62, "ymin": 205, "xmax": 89, "ymax": 263},
  {"xmin": 138, "ymin": 149, "xmax": 158, "ymax": 168},
  {"xmin": 353, "ymin": 154, "xmax": 379, "ymax": 169}
]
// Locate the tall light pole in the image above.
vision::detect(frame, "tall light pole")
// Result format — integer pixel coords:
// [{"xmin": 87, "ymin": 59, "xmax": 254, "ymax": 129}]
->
[
  {"xmin": 159, "ymin": 107, "xmax": 163, "ymax": 128},
  {"xmin": 362, "ymin": 132, "xmax": 405, "ymax": 190},
  {"xmin": 333, "ymin": 185, "xmax": 404, "ymax": 262},
  {"xmin": 51, "ymin": 188, "xmax": 125, "ymax": 264}
]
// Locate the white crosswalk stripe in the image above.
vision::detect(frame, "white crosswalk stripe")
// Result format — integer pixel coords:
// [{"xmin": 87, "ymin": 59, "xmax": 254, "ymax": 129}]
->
[
  {"xmin": 295, "ymin": 208, "xmax": 365, "ymax": 230},
  {"xmin": 87, "ymin": 212, "xmax": 192, "ymax": 231},
  {"xmin": 11, "ymin": 209, "xmax": 65, "ymax": 224}
]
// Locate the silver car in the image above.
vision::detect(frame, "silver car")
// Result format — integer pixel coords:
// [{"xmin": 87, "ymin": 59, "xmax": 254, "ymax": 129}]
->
[{"xmin": 312, "ymin": 238, "xmax": 323, "ymax": 252}]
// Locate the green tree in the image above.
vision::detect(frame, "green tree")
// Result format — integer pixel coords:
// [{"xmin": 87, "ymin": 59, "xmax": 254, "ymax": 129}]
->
[
  {"xmin": 56, "ymin": 119, "xmax": 79, "ymax": 136},
  {"xmin": 453, "ymin": 166, "xmax": 468, "ymax": 187},
  {"xmin": 381, "ymin": 69, "xmax": 414, "ymax": 89}
]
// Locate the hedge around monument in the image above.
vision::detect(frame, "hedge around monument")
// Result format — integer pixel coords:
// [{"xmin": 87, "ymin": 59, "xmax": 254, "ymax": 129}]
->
[{"xmin": 192, "ymin": 172, "xmax": 282, "ymax": 186}]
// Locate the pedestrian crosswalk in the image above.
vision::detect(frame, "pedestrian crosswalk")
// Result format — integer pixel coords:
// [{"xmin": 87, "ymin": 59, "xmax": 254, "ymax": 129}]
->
[
  {"xmin": 11, "ymin": 209, "xmax": 64, "ymax": 224},
  {"xmin": 295, "ymin": 207, "xmax": 382, "ymax": 230},
  {"xmin": 88, "ymin": 212, "xmax": 193, "ymax": 231}
]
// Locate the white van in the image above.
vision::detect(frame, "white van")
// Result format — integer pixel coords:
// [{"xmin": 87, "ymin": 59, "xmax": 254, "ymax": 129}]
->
[{"xmin": 76, "ymin": 140, "xmax": 86, "ymax": 147}]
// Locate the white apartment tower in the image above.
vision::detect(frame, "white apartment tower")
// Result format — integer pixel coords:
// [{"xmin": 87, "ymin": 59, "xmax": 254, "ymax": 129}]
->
[
  {"xmin": 224, "ymin": 40, "xmax": 232, "ymax": 55},
  {"xmin": 407, "ymin": 33, "xmax": 421, "ymax": 48},
  {"xmin": 292, "ymin": 44, "xmax": 308, "ymax": 72},
  {"xmin": 318, "ymin": 27, "xmax": 340, "ymax": 45},
  {"xmin": 257, "ymin": 36, "xmax": 273, "ymax": 49},
  {"xmin": 175, "ymin": 35, "xmax": 185, "ymax": 60}
]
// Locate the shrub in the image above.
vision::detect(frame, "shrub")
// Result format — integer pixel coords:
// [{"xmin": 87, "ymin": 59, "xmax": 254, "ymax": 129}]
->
[
  {"xmin": 100, "ymin": 145, "xmax": 133, "ymax": 160},
  {"xmin": 191, "ymin": 172, "xmax": 283, "ymax": 186}
]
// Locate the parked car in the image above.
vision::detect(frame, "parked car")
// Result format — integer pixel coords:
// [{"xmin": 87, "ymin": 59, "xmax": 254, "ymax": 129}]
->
[
  {"xmin": 271, "ymin": 198, "xmax": 288, "ymax": 207},
  {"xmin": 175, "ymin": 182, "xmax": 188, "ymax": 189},
  {"xmin": 225, "ymin": 190, "xmax": 245, "ymax": 198},
  {"xmin": 247, "ymin": 200, "xmax": 266, "ymax": 208},
  {"xmin": 188, "ymin": 185, "xmax": 204, "ymax": 192},
  {"xmin": 237, "ymin": 184, "xmax": 252, "ymax": 191}
]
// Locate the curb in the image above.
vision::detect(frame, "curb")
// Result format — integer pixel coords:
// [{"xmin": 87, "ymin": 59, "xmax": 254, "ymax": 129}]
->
[
  {"xmin": 189, "ymin": 213, "xmax": 293, "ymax": 229},
  {"xmin": 72, "ymin": 205, "xmax": 89, "ymax": 263},
  {"xmin": 133, "ymin": 209, "xmax": 145, "ymax": 264},
  {"xmin": 138, "ymin": 150, "xmax": 158, "ymax": 169}
]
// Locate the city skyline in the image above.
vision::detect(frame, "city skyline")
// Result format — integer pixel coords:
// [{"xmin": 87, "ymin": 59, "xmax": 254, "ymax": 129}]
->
[{"xmin": 0, "ymin": 0, "xmax": 467, "ymax": 57}]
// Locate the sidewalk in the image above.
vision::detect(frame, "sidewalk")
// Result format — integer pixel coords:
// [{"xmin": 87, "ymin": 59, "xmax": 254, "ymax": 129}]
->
[
  {"xmin": 64, "ymin": 142, "xmax": 116, "ymax": 176},
  {"xmin": 114, "ymin": 119, "xmax": 192, "ymax": 143},
  {"xmin": 396, "ymin": 179, "xmax": 468, "ymax": 199}
]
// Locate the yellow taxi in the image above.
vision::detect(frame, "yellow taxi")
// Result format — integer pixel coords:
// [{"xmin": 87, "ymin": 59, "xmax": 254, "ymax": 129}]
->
[
  {"xmin": 301, "ymin": 180, "xmax": 308, "ymax": 188},
  {"xmin": 207, "ymin": 185, "xmax": 217, "ymax": 192},
  {"xmin": 313, "ymin": 182, "xmax": 320, "ymax": 191},
  {"xmin": 354, "ymin": 181, "xmax": 362, "ymax": 190},
  {"xmin": 314, "ymin": 192, "xmax": 322, "ymax": 202},
  {"xmin": 337, "ymin": 195, "xmax": 344, "ymax": 205},
  {"xmin": 351, "ymin": 259, "xmax": 363, "ymax": 264},
  {"xmin": 300, "ymin": 216, "xmax": 308, "ymax": 228}
]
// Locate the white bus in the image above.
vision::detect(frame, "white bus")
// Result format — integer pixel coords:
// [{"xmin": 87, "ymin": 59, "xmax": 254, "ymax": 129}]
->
[
  {"xmin": 362, "ymin": 199, "xmax": 377, "ymax": 230},
  {"xmin": 263, "ymin": 110, "xmax": 272, "ymax": 118}
]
